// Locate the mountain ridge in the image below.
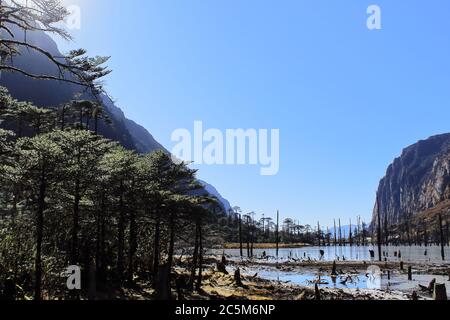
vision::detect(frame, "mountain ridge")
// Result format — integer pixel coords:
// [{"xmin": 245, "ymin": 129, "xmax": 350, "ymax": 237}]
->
[{"xmin": 0, "ymin": 26, "xmax": 232, "ymax": 213}]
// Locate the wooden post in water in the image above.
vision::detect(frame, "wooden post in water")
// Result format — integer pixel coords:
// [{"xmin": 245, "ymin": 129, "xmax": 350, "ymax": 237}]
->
[
  {"xmin": 408, "ymin": 266, "xmax": 412, "ymax": 281},
  {"xmin": 423, "ymin": 219, "xmax": 428, "ymax": 247},
  {"xmin": 238, "ymin": 213, "xmax": 243, "ymax": 258},
  {"xmin": 357, "ymin": 216, "xmax": 361, "ymax": 246},
  {"xmin": 327, "ymin": 227, "xmax": 330, "ymax": 246},
  {"xmin": 376, "ymin": 194, "xmax": 383, "ymax": 262},
  {"xmin": 338, "ymin": 219, "xmax": 342, "ymax": 247},
  {"xmin": 439, "ymin": 213, "xmax": 445, "ymax": 261},
  {"xmin": 333, "ymin": 219, "xmax": 337, "ymax": 246},
  {"xmin": 317, "ymin": 221, "xmax": 321, "ymax": 247},
  {"xmin": 445, "ymin": 217, "xmax": 449, "ymax": 246},
  {"xmin": 276, "ymin": 210, "xmax": 279, "ymax": 259},
  {"xmin": 349, "ymin": 219, "xmax": 353, "ymax": 247}
]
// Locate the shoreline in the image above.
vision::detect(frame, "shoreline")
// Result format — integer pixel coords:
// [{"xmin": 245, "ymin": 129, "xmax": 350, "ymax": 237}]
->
[{"xmin": 223, "ymin": 243, "xmax": 310, "ymax": 249}]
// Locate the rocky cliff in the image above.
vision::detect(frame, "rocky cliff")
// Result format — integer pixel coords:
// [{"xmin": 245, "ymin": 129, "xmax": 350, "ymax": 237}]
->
[{"xmin": 372, "ymin": 133, "xmax": 450, "ymax": 226}]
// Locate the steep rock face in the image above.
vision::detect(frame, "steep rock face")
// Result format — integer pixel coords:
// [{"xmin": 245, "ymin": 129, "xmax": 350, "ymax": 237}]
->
[{"xmin": 372, "ymin": 133, "xmax": 450, "ymax": 226}]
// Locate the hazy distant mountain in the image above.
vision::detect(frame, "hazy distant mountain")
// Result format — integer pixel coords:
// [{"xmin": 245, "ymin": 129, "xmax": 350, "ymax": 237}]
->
[
  {"xmin": 0, "ymin": 26, "xmax": 231, "ymax": 212},
  {"xmin": 372, "ymin": 133, "xmax": 450, "ymax": 227},
  {"xmin": 199, "ymin": 181, "xmax": 232, "ymax": 213}
]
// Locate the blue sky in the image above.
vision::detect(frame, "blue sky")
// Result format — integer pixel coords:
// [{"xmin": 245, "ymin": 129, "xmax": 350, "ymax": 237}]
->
[{"xmin": 57, "ymin": 0, "xmax": 450, "ymax": 227}]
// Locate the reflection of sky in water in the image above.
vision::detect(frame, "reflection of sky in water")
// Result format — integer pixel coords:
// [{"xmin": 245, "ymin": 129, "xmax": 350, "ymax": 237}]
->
[
  {"xmin": 221, "ymin": 245, "xmax": 450, "ymax": 263},
  {"xmin": 241, "ymin": 268, "xmax": 450, "ymax": 296}
]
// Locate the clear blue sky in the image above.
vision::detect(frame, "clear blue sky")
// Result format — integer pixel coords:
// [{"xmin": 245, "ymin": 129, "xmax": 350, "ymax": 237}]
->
[{"xmin": 57, "ymin": 0, "xmax": 450, "ymax": 227}]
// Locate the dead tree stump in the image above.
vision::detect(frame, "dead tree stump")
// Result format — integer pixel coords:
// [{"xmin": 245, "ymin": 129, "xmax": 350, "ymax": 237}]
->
[
  {"xmin": 428, "ymin": 278, "xmax": 436, "ymax": 292},
  {"xmin": 314, "ymin": 284, "xmax": 321, "ymax": 300},
  {"xmin": 216, "ymin": 261, "xmax": 228, "ymax": 274},
  {"xmin": 411, "ymin": 291, "xmax": 418, "ymax": 301},
  {"xmin": 408, "ymin": 266, "xmax": 412, "ymax": 281},
  {"xmin": 234, "ymin": 268, "xmax": 244, "ymax": 287},
  {"xmin": 331, "ymin": 260, "xmax": 338, "ymax": 276},
  {"xmin": 433, "ymin": 283, "xmax": 448, "ymax": 301},
  {"xmin": 400, "ymin": 261, "xmax": 404, "ymax": 271}
]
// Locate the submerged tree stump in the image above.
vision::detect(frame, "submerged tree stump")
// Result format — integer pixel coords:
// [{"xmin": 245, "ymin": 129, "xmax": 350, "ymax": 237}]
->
[
  {"xmin": 433, "ymin": 283, "xmax": 448, "ymax": 301},
  {"xmin": 408, "ymin": 266, "xmax": 412, "ymax": 281},
  {"xmin": 331, "ymin": 260, "xmax": 338, "ymax": 276},
  {"xmin": 400, "ymin": 261, "xmax": 404, "ymax": 271}
]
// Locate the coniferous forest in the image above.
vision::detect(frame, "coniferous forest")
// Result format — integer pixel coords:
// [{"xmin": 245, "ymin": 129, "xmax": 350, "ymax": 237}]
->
[{"xmin": 0, "ymin": 0, "xmax": 229, "ymax": 300}]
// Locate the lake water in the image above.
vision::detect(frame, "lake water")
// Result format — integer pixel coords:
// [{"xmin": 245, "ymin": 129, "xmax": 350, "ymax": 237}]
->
[
  {"xmin": 240, "ymin": 266, "xmax": 450, "ymax": 296},
  {"xmin": 221, "ymin": 245, "xmax": 450, "ymax": 263},
  {"xmin": 219, "ymin": 245, "xmax": 450, "ymax": 296}
]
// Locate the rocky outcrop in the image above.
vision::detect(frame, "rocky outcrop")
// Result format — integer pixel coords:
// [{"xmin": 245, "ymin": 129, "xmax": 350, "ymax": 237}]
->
[{"xmin": 372, "ymin": 133, "xmax": 450, "ymax": 226}]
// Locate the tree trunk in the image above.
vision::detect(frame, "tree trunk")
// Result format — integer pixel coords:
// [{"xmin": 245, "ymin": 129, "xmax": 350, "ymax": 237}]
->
[
  {"xmin": 117, "ymin": 181, "xmax": 125, "ymax": 279},
  {"xmin": 128, "ymin": 208, "xmax": 137, "ymax": 283},
  {"xmin": 439, "ymin": 213, "xmax": 445, "ymax": 261},
  {"xmin": 376, "ymin": 195, "xmax": 383, "ymax": 262},
  {"xmin": 196, "ymin": 219, "xmax": 203, "ymax": 292},
  {"xmin": 152, "ymin": 214, "xmax": 161, "ymax": 289},
  {"xmin": 334, "ymin": 219, "xmax": 337, "ymax": 246},
  {"xmin": 317, "ymin": 222, "xmax": 321, "ymax": 247},
  {"xmin": 189, "ymin": 222, "xmax": 199, "ymax": 289},
  {"xmin": 238, "ymin": 214, "xmax": 243, "ymax": 257},
  {"xmin": 166, "ymin": 211, "xmax": 176, "ymax": 297},
  {"xmin": 276, "ymin": 210, "xmax": 279, "ymax": 258},
  {"xmin": 71, "ymin": 178, "xmax": 81, "ymax": 265},
  {"xmin": 34, "ymin": 162, "xmax": 46, "ymax": 301}
]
